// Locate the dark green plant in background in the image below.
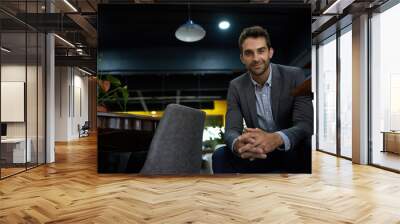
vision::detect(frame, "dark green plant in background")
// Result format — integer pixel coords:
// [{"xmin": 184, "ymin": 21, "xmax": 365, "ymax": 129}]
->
[{"xmin": 97, "ymin": 74, "xmax": 129, "ymax": 112}]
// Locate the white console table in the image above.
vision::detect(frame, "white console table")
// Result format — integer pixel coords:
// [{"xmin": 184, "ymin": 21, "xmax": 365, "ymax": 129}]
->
[{"xmin": 1, "ymin": 138, "xmax": 31, "ymax": 163}]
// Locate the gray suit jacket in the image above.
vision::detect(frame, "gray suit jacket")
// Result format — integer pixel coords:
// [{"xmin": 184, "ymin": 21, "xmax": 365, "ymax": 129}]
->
[{"xmin": 225, "ymin": 63, "xmax": 313, "ymax": 152}]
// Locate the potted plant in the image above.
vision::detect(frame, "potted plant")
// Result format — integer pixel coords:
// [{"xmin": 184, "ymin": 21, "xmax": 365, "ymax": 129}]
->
[
  {"xmin": 202, "ymin": 126, "xmax": 225, "ymax": 152},
  {"xmin": 97, "ymin": 74, "xmax": 129, "ymax": 112}
]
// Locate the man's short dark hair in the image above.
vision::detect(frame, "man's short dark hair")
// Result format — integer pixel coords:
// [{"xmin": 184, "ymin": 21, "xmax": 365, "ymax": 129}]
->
[{"xmin": 238, "ymin": 26, "xmax": 272, "ymax": 53}]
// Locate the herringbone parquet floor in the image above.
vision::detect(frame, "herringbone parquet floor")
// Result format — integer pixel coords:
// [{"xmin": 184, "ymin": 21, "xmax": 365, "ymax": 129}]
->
[{"xmin": 1, "ymin": 135, "xmax": 400, "ymax": 223}]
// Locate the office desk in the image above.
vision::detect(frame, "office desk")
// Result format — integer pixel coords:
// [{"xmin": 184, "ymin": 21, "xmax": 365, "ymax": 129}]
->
[
  {"xmin": 1, "ymin": 138, "xmax": 32, "ymax": 163},
  {"xmin": 97, "ymin": 112, "xmax": 160, "ymax": 173},
  {"xmin": 382, "ymin": 131, "xmax": 400, "ymax": 154}
]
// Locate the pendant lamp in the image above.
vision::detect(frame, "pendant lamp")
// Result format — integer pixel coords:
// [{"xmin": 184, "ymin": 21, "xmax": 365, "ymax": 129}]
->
[{"xmin": 175, "ymin": 4, "xmax": 206, "ymax": 42}]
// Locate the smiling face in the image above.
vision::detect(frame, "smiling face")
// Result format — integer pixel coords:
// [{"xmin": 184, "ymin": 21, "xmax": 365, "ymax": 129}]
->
[{"xmin": 240, "ymin": 37, "xmax": 274, "ymax": 77}]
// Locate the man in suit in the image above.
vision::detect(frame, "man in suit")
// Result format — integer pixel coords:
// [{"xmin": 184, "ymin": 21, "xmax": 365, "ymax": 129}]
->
[{"xmin": 212, "ymin": 26, "xmax": 313, "ymax": 173}]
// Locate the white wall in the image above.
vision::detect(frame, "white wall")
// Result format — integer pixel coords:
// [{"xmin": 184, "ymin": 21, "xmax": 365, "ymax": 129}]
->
[
  {"xmin": 72, "ymin": 72, "xmax": 89, "ymax": 138},
  {"xmin": 1, "ymin": 65, "xmax": 26, "ymax": 139},
  {"xmin": 55, "ymin": 66, "xmax": 69, "ymax": 141},
  {"xmin": 1, "ymin": 65, "xmax": 41, "ymax": 137},
  {"xmin": 55, "ymin": 67, "xmax": 89, "ymax": 141},
  {"xmin": 1, "ymin": 63, "xmax": 46, "ymax": 164}
]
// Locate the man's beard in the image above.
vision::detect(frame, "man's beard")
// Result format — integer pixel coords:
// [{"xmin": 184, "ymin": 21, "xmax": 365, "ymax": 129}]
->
[{"xmin": 249, "ymin": 60, "xmax": 269, "ymax": 77}]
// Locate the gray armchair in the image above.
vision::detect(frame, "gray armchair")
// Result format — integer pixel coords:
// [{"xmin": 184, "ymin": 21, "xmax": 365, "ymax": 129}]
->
[{"xmin": 140, "ymin": 104, "xmax": 206, "ymax": 175}]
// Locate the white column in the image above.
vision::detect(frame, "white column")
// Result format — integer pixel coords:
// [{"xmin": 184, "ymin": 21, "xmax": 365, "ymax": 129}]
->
[
  {"xmin": 45, "ymin": 0, "xmax": 56, "ymax": 163},
  {"xmin": 352, "ymin": 14, "xmax": 369, "ymax": 164},
  {"xmin": 46, "ymin": 32, "xmax": 55, "ymax": 163},
  {"xmin": 311, "ymin": 45, "xmax": 317, "ymax": 150}
]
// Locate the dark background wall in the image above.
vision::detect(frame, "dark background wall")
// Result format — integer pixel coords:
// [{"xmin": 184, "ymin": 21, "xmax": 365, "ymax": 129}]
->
[
  {"xmin": 97, "ymin": 3, "xmax": 311, "ymax": 111},
  {"xmin": 98, "ymin": 4, "xmax": 311, "ymax": 73}
]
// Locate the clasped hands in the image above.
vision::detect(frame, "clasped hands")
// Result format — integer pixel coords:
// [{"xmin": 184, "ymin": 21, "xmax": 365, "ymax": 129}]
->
[{"xmin": 233, "ymin": 128, "xmax": 284, "ymax": 160}]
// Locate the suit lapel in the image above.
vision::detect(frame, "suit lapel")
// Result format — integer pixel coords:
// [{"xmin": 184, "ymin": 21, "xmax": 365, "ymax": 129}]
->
[
  {"xmin": 244, "ymin": 73, "xmax": 259, "ymax": 128},
  {"xmin": 270, "ymin": 63, "xmax": 281, "ymax": 125}
]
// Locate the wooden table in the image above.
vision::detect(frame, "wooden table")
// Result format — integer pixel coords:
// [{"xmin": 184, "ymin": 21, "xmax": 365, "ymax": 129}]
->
[
  {"xmin": 381, "ymin": 131, "xmax": 400, "ymax": 154},
  {"xmin": 1, "ymin": 138, "xmax": 32, "ymax": 163}
]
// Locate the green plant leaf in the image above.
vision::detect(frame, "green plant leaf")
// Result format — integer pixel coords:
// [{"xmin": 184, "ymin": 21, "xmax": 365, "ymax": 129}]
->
[
  {"xmin": 106, "ymin": 75, "xmax": 121, "ymax": 87},
  {"xmin": 97, "ymin": 75, "xmax": 129, "ymax": 111},
  {"xmin": 121, "ymin": 86, "xmax": 129, "ymax": 111}
]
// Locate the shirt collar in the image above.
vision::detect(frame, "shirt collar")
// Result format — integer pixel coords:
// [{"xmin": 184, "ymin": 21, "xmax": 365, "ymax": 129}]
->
[{"xmin": 249, "ymin": 64, "xmax": 272, "ymax": 88}]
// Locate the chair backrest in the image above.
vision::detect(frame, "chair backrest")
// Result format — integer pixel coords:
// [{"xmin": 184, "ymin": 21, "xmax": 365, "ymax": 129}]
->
[
  {"xmin": 140, "ymin": 104, "xmax": 206, "ymax": 175},
  {"xmin": 82, "ymin": 121, "xmax": 90, "ymax": 129}
]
